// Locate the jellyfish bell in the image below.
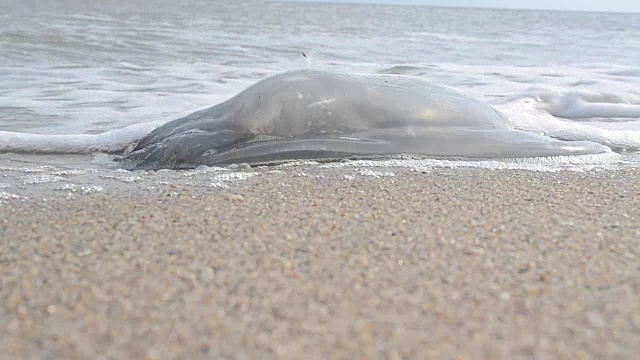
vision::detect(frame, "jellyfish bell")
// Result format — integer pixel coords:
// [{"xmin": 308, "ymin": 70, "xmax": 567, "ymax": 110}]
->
[{"xmin": 121, "ymin": 70, "xmax": 610, "ymax": 170}]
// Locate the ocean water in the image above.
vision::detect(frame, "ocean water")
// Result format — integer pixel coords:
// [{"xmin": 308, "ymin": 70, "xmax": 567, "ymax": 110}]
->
[{"xmin": 1, "ymin": 0, "xmax": 639, "ymax": 195}]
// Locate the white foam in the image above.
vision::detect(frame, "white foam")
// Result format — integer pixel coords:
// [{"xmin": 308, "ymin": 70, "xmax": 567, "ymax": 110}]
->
[
  {"xmin": 357, "ymin": 169, "xmax": 396, "ymax": 178},
  {"xmin": 539, "ymin": 91, "xmax": 640, "ymax": 119},
  {"xmin": 0, "ymin": 120, "xmax": 164, "ymax": 154},
  {"xmin": 0, "ymin": 192, "xmax": 26, "ymax": 201},
  {"xmin": 55, "ymin": 183, "xmax": 103, "ymax": 193},
  {"xmin": 99, "ymin": 174, "xmax": 144, "ymax": 183},
  {"xmin": 23, "ymin": 174, "xmax": 66, "ymax": 184},
  {"xmin": 182, "ymin": 166, "xmax": 229, "ymax": 177},
  {"xmin": 497, "ymin": 97, "xmax": 640, "ymax": 151},
  {"xmin": 321, "ymin": 152, "xmax": 621, "ymax": 172},
  {"xmin": 209, "ymin": 171, "xmax": 257, "ymax": 188}
]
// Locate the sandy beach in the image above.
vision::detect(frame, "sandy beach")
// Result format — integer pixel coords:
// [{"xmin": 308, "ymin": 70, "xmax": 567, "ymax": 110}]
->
[{"xmin": 1, "ymin": 166, "xmax": 639, "ymax": 359}]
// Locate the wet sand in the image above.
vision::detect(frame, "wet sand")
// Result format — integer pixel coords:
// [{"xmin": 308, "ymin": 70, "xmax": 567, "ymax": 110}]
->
[{"xmin": 1, "ymin": 167, "xmax": 639, "ymax": 359}]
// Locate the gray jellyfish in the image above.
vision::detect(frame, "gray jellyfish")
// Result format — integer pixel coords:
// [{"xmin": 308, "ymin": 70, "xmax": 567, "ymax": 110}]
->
[{"xmin": 121, "ymin": 70, "xmax": 609, "ymax": 169}]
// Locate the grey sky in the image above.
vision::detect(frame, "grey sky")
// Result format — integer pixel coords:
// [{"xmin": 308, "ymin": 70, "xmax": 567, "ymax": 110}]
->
[{"xmin": 292, "ymin": 0, "xmax": 640, "ymax": 13}]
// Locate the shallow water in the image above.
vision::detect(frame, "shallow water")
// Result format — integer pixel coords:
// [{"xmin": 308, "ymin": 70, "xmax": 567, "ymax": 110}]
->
[
  {"xmin": 0, "ymin": 151, "xmax": 624, "ymax": 205},
  {"xmin": 1, "ymin": 0, "xmax": 639, "ymax": 191}
]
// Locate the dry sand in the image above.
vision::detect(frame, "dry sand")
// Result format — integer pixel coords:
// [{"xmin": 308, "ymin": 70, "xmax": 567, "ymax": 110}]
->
[{"xmin": 1, "ymin": 166, "xmax": 639, "ymax": 359}]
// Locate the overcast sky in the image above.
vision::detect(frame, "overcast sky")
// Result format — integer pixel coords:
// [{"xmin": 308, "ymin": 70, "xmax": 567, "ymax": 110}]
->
[{"xmin": 292, "ymin": 0, "xmax": 640, "ymax": 13}]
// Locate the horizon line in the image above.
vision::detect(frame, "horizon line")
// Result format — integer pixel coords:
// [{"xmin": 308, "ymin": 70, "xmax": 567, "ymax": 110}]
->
[{"xmin": 280, "ymin": 0, "xmax": 640, "ymax": 14}]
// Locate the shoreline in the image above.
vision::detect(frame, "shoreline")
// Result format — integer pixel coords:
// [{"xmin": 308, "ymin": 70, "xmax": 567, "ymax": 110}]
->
[{"xmin": 1, "ymin": 167, "xmax": 639, "ymax": 358}]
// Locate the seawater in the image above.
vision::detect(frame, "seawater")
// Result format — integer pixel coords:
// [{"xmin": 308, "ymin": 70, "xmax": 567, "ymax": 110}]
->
[{"xmin": 1, "ymin": 0, "xmax": 639, "ymax": 197}]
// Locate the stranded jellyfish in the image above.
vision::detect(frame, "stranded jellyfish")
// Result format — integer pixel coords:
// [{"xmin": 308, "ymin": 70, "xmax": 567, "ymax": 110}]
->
[{"xmin": 121, "ymin": 70, "xmax": 609, "ymax": 169}]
